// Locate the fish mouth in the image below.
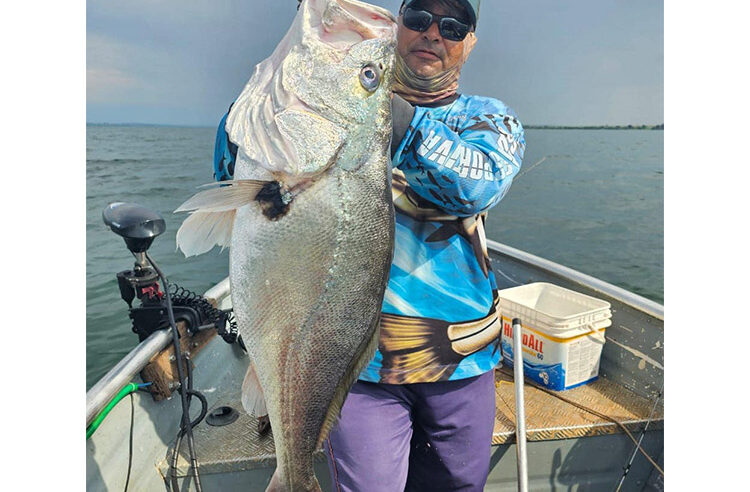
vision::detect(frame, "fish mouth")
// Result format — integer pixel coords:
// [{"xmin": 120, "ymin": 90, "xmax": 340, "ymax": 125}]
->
[
  {"xmin": 332, "ymin": 0, "xmax": 397, "ymax": 28},
  {"xmin": 310, "ymin": 0, "xmax": 397, "ymax": 46}
]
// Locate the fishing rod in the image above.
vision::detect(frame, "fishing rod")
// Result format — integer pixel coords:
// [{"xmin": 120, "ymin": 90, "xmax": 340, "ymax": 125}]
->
[
  {"xmin": 613, "ymin": 381, "xmax": 664, "ymax": 492},
  {"xmin": 498, "ymin": 364, "xmax": 664, "ymax": 480},
  {"xmin": 515, "ymin": 155, "xmax": 550, "ymax": 181}
]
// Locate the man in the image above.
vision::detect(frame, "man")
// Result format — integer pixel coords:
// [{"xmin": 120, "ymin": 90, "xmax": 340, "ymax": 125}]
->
[
  {"xmin": 323, "ymin": 1, "xmax": 525, "ymax": 491},
  {"xmin": 214, "ymin": 1, "xmax": 524, "ymax": 490}
]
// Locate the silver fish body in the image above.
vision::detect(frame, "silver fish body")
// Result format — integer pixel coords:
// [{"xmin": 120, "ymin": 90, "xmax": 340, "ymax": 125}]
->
[
  {"xmin": 176, "ymin": 1, "xmax": 397, "ymax": 490},
  {"xmin": 231, "ymin": 158, "xmax": 393, "ymax": 491}
]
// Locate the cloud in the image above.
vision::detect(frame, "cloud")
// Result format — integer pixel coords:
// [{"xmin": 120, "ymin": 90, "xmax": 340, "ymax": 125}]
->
[
  {"xmin": 87, "ymin": 67, "xmax": 140, "ymax": 104},
  {"xmin": 86, "ymin": 31, "xmax": 208, "ymax": 110},
  {"xmin": 87, "ymin": 33, "xmax": 152, "ymax": 104}
]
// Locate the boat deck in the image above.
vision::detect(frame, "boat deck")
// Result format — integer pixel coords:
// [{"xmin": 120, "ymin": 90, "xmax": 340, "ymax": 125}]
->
[
  {"xmin": 162, "ymin": 367, "xmax": 663, "ymax": 477},
  {"xmin": 491, "ymin": 367, "xmax": 662, "ymax": 444}
]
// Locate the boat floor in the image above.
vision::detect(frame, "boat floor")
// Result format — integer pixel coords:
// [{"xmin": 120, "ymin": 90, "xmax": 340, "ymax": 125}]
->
[
  {"xmin": 491, "ymin": 367, "xmax": 662, "ymax": 444},
  {"xmin": 162, "ymin": 368, "xmax": 663, "ymax": 476}
]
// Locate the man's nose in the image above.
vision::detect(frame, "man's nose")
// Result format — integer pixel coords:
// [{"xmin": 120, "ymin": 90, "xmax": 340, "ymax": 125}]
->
[{"xmin": 422, "ymin": 20, "xmax": 442, "ymax": 42}]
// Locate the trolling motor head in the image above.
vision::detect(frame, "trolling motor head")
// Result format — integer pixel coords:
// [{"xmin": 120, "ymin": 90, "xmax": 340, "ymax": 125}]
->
[
  {"xmin": 103, "ymin": 202, "xmax": 166, "ymax": 254},
  {"xmin": 102, "ymin": 202, "xmax": 168, "ymax": 313},
  {"xmin": 103, "ymin": 203, "xmax": 167, "ymax": 309}
]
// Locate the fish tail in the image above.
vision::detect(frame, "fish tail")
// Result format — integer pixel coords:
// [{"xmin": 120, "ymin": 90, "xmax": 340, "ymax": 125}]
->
[
  {"xmin": 264, "ymin": 469, "xmax": 321, "ymax": 492},
  {"xmin": 265, "ymin": 469, "xmax": 284, "ymax": 492}
]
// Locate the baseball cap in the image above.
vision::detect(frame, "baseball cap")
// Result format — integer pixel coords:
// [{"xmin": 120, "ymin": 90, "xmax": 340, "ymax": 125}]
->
[{"xmin": 403, "ymin": 0, "xmax": 480, "ymax": 29}]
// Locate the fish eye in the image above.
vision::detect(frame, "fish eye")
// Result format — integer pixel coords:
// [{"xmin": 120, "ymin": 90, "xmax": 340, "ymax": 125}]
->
[{"xmin": 359, "ymin": 64, "xmax": 380, "ymax": 92}]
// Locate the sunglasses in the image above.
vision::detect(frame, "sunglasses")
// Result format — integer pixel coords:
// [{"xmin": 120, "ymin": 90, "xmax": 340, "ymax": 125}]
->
[{"xmin": 401, "ymin": 7, "xmax": 472, "ymax": 42}]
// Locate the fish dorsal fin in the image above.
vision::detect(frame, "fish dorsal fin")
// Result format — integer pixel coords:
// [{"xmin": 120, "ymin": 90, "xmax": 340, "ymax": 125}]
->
[
  {"xmin": 175, "ymin": 179, "xmax": 267, "ymax": 257},
  {"xmin": 241, "ymin": 360, "xmax": 268, "ymax": 417}
]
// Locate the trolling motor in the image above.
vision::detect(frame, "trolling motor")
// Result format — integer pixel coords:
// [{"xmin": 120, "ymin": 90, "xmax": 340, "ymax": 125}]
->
[
  {"xmin": 102, "ymin": 202, "xmax": 226, "ymax": 492},
  {"xmin": 102, "ymin": 202, "xmax": 238, "ymax": 344}
]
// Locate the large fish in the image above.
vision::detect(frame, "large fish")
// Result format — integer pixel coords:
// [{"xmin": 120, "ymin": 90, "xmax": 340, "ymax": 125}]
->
[{"xmin": 175, "ymin": 0, "xmax": 397, "ymax": 490}]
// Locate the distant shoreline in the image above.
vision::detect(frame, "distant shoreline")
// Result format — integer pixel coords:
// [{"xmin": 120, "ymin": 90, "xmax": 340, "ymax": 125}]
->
[
  {"xmin": 525, "ymin": 124, "xmax": 664, "ymax": 130},
  {"xmin": 87, "ymin": 122, "xmax": 212, "ymax": 129},
  {"xmin": 87, "ymin": 122, "xmax": 664, "ymax": 130}
]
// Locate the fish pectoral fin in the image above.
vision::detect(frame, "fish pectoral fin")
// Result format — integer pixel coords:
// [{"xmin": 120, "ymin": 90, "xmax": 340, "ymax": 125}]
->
[
  {"xmin": 175, "ymin": 210, "xmax": 236, "ymax": 257},
  {"xmin": 175, "ymin": 179, "xmax": 268, "ymax": 213},
  {"xmin": 241, "ymin": 360, "xmax": 268, "ymax": 417},
  {"xmin": 174, "ymin": 179, "xmax": 269, "ymax": 257}
]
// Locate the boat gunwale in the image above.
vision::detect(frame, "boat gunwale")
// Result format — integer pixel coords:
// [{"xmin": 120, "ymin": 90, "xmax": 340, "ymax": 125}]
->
[
  {"xmin": 85, "ymin": 280, "xmax": 233, "ymax": 426},
  {"xmin": 486, "ymin": 239, "xmax": 664, "ymax": 321}
]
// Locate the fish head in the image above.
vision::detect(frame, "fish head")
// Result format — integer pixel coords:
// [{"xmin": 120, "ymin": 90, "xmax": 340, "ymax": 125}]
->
[
  {"xmin": 292, "ymin": 0, "xmax": 397, "ymax": 117},
  {"xmin": 227, "ymin": 0, "xmax": 398, "ymax": 179},
  {"xmin": 281, "ymin": 0, "xmax": 398, "ymax": 173}
]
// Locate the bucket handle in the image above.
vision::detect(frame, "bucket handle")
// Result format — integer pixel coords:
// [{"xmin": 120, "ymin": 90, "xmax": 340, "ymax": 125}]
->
[{"xmin": 585, "ymin": 323, "xmax": 607, "ymax": 344}]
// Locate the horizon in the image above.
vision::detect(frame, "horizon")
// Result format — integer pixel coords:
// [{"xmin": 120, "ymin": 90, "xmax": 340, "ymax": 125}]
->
[{"xmin": 85, "ymin": 121, "xmax": 665, "ymax": 129}]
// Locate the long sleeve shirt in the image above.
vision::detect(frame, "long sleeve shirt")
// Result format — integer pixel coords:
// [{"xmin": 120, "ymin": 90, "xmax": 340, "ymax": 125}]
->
[
  {"xmin": 213, "ymin": 93, "xmax": 525, "ymax": 384},
  {"xmin": 395, "ymin": 94, "xmax": 524, "ymax": 217}
]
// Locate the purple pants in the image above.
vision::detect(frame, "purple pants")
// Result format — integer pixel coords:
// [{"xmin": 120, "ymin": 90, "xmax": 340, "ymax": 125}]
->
[{"xmin": 325, "ymin": 370, "xmax": 496, "ymax": 492}]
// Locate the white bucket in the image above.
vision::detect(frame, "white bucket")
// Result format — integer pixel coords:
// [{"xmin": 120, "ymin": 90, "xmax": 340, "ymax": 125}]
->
[{"xmin": 499, "ymin": 282, "xmax": 612, "ymax": 390}]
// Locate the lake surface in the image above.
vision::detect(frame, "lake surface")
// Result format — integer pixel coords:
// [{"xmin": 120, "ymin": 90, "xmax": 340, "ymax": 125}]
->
[{"xmin": 86, "ymin": 125, "xmax": 663, "ymax": 389}]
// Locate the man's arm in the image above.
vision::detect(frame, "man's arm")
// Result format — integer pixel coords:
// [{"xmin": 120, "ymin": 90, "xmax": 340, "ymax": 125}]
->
[
  {"xmin": 213, "ymin": 107, "xmax": 237, "ymax": 182},
  {"xmin": 395, "ymin": 99, "xmax": 525, "ymax": 217}
]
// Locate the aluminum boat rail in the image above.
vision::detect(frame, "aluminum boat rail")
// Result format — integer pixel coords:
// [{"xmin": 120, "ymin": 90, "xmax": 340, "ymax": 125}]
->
[
  {"xmin": 85, "ymin": 278, "xmax": 232, "ymax": 426},
  {"xmin": 486, "ymin": 240, "xmax": 663, "ymax": 320}
]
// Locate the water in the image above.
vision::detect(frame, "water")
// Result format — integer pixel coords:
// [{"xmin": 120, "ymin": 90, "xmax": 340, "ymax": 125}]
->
[
  {"xmin": 86, "ymin": 125, "xmax": 663, "ymax": 389},
  {"xmin": 486, "ymin": 129, "xmax": 664, "ymax": 303}
]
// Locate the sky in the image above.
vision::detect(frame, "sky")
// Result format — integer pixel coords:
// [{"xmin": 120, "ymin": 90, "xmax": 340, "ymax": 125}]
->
[{"xmin": 86, "ymin": 0, "xmax": 663, "ymax": 127}]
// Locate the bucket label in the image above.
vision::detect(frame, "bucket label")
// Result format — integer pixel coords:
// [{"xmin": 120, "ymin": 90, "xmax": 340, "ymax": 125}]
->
[
  {"xmin": 503, "ymin": 321, "xmax": 544, "ymax": 359},
  {"xmin": 501, "ymin": 318, "xmax": 602, "ymax": 390},
  {"xmin": 501, "ymin": 338, "xmax": 565, "ymax": 389}
]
